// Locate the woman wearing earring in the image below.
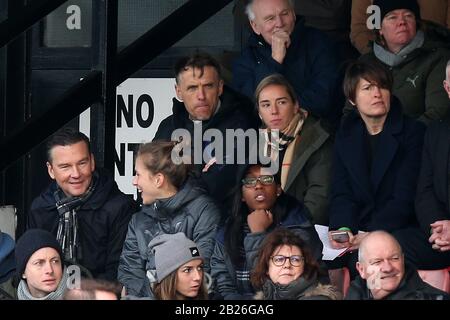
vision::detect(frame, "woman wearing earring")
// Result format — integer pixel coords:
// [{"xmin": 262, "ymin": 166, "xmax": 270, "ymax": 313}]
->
[
  {"xmin": 118, "ymin": 141, "xmax": 221, "ymax": 298},
  {"xmin": 327, "ymin": 60, "xmax": 425, "ymax": 278},
  {"xmin": 255, "ymin": 74, "xmax": 333, "ymax": 225},
  {"xmin": 210, "ymin": 164, "xmax": 322, "ymax": 300},
  {"xmin": 149, "ymin": 233, "xmax": 210, "ymax": 300}
]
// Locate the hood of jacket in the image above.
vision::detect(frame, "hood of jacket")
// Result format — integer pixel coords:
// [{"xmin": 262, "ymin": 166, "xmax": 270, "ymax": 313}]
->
[
  {"xmin": 36, "ymin": 168, "xmax": 119, "ymax": 212},
  {"xmin": 255, "ymin": 274, "xmax": 341, "ymax": 300}
]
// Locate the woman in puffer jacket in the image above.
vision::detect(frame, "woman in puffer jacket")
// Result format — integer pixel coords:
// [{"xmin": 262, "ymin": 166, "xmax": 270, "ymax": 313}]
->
[
  {"xmin": 210, "ymin": 164, "xmax": 323, "ymax": 299},
  {"xmin": 118, "ymin": 141, "xmax": 220, "ymax": 298}
]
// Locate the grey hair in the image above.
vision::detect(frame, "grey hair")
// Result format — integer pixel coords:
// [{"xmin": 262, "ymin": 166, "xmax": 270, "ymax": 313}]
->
[
  {"xmin": 446, "ymin": 59, "xmax": 450, "ymax": 82},
  {"xmin": 358, "ymin": 231, "xmax": 402, "ymax": 262},
  {"xmin": 245, "ymin": 0, "xmax": 294, "ymax": 21}
]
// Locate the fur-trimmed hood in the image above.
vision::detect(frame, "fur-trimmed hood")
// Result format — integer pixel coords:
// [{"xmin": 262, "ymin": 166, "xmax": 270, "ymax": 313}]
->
[{"xmin": 254, "ymin": 277, "xmax": 342, "ymax": 300}]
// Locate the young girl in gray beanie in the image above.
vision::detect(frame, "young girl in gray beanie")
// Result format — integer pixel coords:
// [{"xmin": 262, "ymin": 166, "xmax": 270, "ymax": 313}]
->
[{"xmin": 149, "ymin": 232, "xmax": 209, "ymax": 300}]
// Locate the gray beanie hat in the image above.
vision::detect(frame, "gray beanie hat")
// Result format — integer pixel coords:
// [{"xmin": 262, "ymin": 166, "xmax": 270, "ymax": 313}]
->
[{"xmin": 148, "ymin": 233, "xmax": 203, "ymax": 283}]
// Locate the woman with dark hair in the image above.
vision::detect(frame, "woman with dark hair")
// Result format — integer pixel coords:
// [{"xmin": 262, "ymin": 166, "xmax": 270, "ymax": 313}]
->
[
  {"xmin": 252, "ymin": 228, "xmax": 340, "ymax": 300},
  {"xmin": 210, "ymin": 164, "xmax": 322, "ymax": 300},
  {"xmin": 327, "ymin": 59, "xmax": 425, "ymax": 277},
  {"xmin": 118, "ymin": 141, "xmax": 220, "ymax": 298}
]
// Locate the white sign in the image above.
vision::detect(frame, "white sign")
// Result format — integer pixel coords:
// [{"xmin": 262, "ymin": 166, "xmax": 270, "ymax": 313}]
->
[{"xmin": 80, "ymin": 78, "xmax": 175, "ymax": 198}]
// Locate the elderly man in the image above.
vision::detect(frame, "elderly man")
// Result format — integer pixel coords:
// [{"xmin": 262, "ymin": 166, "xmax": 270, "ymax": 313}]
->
[
  {"xmin": 29, "ymin": 128, "xmax": 137, "ymax": 281},
  {"xmin": 232, "ymin": 0, "xmax": 342, "ymax": 123},
  {"xmin": 154, "ymin": 52, "xmax": 257, "ymax": 218},
  {"xmin": 346, "ymin": 231, "xmax": 449, "ymax": 300}
]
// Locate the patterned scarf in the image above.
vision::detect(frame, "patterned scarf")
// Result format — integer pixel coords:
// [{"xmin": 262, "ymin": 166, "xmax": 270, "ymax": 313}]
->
[
  {"xmin": 262, "ymin": 109, "xmax": 308, "ymax": 188},
  {"xmin": 54, "ymin": 171, "xmax": 98, "ymax": 264},
  {"xmin": 17, "ymin": 267, "xmax": 69, "ymax": 300}
]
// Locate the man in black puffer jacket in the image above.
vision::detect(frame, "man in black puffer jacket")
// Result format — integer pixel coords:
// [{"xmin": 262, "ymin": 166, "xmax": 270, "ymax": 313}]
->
[
  {"xmin": 154, "ymin": 52, "xmax": 258, "ymax": 219},
  {"xmin": 29, "ymin": 128, "xmax": 137, "ymax": 281}
]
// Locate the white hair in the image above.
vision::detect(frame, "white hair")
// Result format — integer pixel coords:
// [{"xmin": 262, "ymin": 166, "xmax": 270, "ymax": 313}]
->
[{"xmin": 245, "ymin": 0, "xmax": 294, "ymax": 21}]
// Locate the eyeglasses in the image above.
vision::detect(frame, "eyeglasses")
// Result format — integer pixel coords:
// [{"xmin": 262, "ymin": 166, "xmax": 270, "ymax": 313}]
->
[
  {"xmin": 242, "ymin": 175, "xmax": 275, "ymax": 187},
  {"xmin": 271, "ymin": 255, "xmax": 304, "ymax": 267}
]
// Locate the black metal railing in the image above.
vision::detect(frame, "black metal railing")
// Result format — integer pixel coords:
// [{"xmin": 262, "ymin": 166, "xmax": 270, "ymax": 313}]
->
[{"xmin": 0, "ymin": 0, "xmax": 232, "ymax": 171}]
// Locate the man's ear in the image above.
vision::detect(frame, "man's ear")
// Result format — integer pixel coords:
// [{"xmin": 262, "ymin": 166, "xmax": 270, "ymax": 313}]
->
[
  {"xmin": 444, "ymin": 80, "xmax": 450, "ymax": 95},
  {"xmin": 250, "ymin": 20, "xmax": 260, "ymax": 35},
  {"xmin": 356, "ymin": 262, "xmax": 366, "ymax": 279},
  {"xmin": 90, "ymin": 153, "xmax": 96, "ymax": 172},
  {"xmin": 175, "ymin": 84, "xmax": 183, "ymax": 101},
  {"xmin": 46, "ymin": 162, "xmax": 55, "ymax": 180},
  {"xmin": 218, "ymin": 79, "xmax": 224, "ymax": 97}
]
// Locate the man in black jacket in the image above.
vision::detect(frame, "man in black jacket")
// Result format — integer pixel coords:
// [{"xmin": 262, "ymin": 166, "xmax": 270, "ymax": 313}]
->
[
  {"xmin": 404, "ymin": 59, "xmax": 450, "ymax": 270},
  {"xmin": 154, "ymin": 52, "xmax": 258, "ymax": 218},
  {"xmin": 29, "ymin": 128, "xmax": 137, "ymax": 281},
  {"xmin": 346, "ymin": 231, "xmax": 449, "ymax": 300}
]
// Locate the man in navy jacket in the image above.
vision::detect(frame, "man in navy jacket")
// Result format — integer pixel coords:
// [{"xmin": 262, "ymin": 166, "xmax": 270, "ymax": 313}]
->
[{"xmin": 233, "ymin": 0, "xmax": 342, "ymax": 123}]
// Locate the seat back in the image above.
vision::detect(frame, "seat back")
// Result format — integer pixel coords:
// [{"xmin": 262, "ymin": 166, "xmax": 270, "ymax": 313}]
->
[
  {"xmin": 329, "ymin": 267, "xmax": 351, "ymax": 297},
  {"xmin": 0, "ymin": 205, "xmax": 16, "ymax": 239},
  {"xmin": 418, "ymin": 269, "xmax": 450, "ymax": 293}
]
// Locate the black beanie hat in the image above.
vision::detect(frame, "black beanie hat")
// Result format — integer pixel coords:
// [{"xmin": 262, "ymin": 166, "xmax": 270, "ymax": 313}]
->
[
  {"xmin": 15, "ymin": 229, "xmax": 63, "ymax": 278},
  {"xmin": 373, "ymin": 0, "xmax": 420, "ymax": 22}
]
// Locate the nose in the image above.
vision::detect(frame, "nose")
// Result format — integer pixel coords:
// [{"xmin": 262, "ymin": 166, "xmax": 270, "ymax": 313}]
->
[
  {"xmin": 71, "ymin": 166, "xmax": 81, "ymax": 178},
  {"xmin": 281, "ymin": 257, "xmax": 293, "ymax": 268},
  {"xmin": 197, "ymin": 87, "xmax": 206, "ymax": 100},
  {"xmin": 270, "ymin": 103, "xmax": 279, "ymax": 114},
  {"xmin": 372, "ymin": 86, "xmax": 382, "ymax": 97},
  {"xmin": 274, "ymin": 14, "xmax": 283, "ymax": 28},
  {"xmin": 254, "ymin": 180, "xmax": 263, "ymax": 189},
  {"xmin": 192, "ymin": 269, "xmax": 202, "ymax": 282},
  {"xmin": 380, "ymin": 260, "xmax": 393, "ymax": 273},
  {"xmin": 44, "ymin": 261, "xmax": 54, "ymax": 274}
]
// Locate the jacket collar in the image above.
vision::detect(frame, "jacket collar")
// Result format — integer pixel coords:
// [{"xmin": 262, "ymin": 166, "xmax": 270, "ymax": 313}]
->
[{"xmin": 284, "ymin": 117, "xmax": 330, "ymax": 191}]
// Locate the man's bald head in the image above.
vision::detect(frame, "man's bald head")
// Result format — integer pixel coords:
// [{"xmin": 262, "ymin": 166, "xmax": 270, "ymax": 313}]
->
[{"xmin": 358, "ymin": 231, "xmax": 403, "ymax": 263}]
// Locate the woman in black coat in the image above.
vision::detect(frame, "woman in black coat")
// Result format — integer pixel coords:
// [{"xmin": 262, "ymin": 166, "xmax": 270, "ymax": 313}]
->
[{"xmin": 327, "ymin": 60, "xmax": 425, "ymax": 277}]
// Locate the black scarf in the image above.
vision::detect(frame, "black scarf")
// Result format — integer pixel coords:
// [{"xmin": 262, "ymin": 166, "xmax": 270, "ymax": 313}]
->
[{"xmin": 54, "ymin": 171, "xmax": 98, "ymax": 264}]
